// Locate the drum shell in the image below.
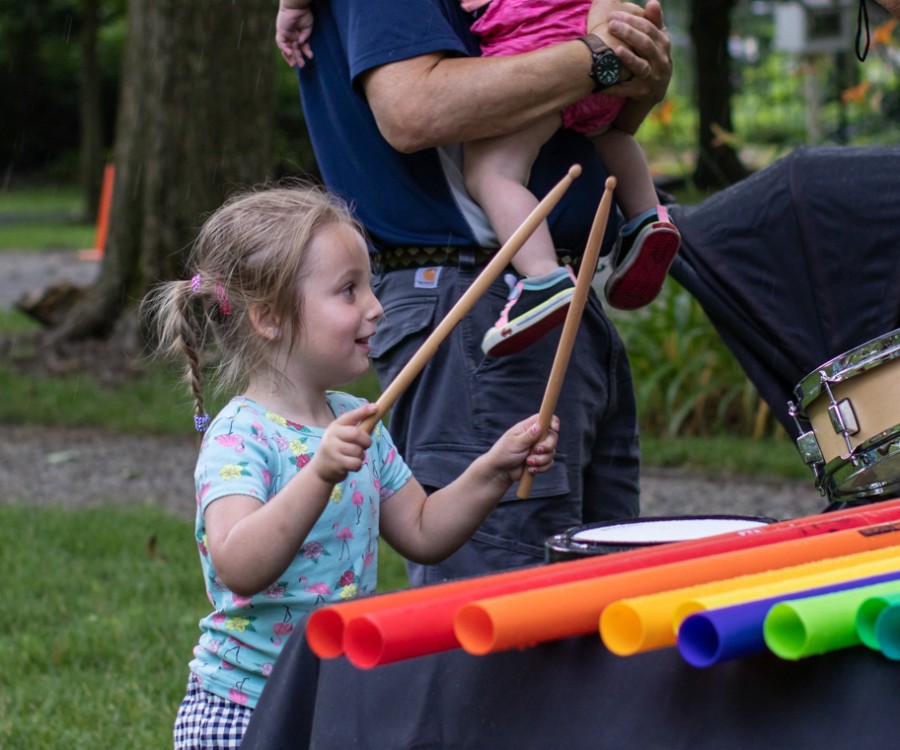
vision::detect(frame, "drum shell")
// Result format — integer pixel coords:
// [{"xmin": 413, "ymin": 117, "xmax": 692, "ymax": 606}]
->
[
  {"xmin": 804, "ymin": 356, "xmax": 900, "ymax": 464},
  {"xmin": 792, "ymin": 329, "xmax": 900, "ymax": 500},
  {"xmin": 545, "ymin": 515, "xmax": 775, "ymax": 563}
]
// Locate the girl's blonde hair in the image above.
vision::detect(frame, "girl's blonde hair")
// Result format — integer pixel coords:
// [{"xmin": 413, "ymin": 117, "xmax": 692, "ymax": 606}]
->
[{"xmin": 144, "ymin": 180, "xmax": 363, "ymax": 431}]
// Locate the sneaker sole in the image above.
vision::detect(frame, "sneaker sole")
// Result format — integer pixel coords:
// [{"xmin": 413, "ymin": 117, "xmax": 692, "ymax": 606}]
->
[
  {"xmin": 605, "ymin": 228, "xmax": 681, "ymax": 310},
  {"xmin": 482, "ymin": 290, "xmax": 573, "ymax": 358}
]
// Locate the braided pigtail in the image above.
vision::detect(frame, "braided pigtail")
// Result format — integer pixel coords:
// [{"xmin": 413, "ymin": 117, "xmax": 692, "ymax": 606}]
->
[
  {"xmin": 143, "ymin": 277, "xmax": 211, "ymax": 434},
  {"xmin": 180, "ymin": 283, "xmax": 210, "ymax": 432}
]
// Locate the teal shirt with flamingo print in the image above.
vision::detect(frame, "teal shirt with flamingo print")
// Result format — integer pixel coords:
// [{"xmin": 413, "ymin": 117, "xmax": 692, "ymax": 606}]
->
[{"xmin": 188, "ymin": 393, "xmax": 412, "ymax": 709}]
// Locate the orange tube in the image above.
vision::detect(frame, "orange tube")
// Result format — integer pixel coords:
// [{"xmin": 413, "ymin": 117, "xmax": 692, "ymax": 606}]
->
[
  {"xmin": 306, "ymin": 499, "xmax": 900, "ymax": 660},
  {"xmin": 455, "ymin": 521, "xmax": 900, "ymax": 656}
]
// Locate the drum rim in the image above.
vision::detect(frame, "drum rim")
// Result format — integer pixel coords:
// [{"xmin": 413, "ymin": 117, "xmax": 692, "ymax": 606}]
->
[
  {"xmin": 548, "ymin": 514, "xmax": 777, "ymax": 549},
  {"xmin": 794, "ymin": 328, "xmax": 900, "ymax": 412},
  {"xmin": 816, "ymin": 430, "xmax": 900, "ymax": 499}
]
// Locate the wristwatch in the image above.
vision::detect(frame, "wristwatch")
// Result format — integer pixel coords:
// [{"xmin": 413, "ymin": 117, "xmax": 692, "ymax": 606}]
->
[{"xmin": 578, "ymin": 34, "xmax": 624, "ymax": 91}]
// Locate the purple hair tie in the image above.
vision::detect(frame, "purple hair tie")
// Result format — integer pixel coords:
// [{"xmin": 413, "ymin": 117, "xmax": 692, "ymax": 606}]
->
[
  {"xmin": 194, "ymin": 412, "xmax": 211, "ymax": 433},
  {"xmin": 190, "ymin": 274, "xmax": 202, "ymax": 294}
]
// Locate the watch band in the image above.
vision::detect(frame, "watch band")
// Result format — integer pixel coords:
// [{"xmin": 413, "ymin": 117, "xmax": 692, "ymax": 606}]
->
[{"xmin": 578, "ymin": 33, "xmax": 610, "ymax": 57}]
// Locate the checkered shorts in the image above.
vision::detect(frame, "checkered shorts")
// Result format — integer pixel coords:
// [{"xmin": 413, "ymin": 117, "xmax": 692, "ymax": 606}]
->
[{"xmin": 173, "ymin": 674, "xmax": 253, "ymax": 750}]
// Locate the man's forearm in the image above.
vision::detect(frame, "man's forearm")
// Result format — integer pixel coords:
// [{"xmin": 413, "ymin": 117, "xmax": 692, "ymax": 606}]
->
[{"xmin": 362, "ymin": 41, "xmax": 597, "ymax": 152}]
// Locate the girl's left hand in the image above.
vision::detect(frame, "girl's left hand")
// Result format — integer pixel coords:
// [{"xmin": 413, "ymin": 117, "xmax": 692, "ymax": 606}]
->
[{"xmin": 493, "ymin": 414, "xmax": 560, "ymax": 482}]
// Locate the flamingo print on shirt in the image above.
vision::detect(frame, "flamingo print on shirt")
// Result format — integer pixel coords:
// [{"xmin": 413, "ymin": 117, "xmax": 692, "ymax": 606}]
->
[
  {"xmin": 333, "ymin": 521, "xmax": 353, "ymax": 560},
  {"xmin": 299, "ymin": 575, "xmax": 333, "ymax": 606},
  {"xmin": 350, "ymin": 480, "xmax": 365, "ymax": 524}
]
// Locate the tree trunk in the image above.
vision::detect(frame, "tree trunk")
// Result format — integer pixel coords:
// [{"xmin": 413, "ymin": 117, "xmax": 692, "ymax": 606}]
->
[
  {"xmin": 689, "ymin": 0, "xmax": 750, "ymax": 188},
  {"xmin": 54, "ymin": 0, "xmax": 275, "ymax": 345},
  {"xmin": 79, "ymin": 0, "xmax": 105, "ymax": 221}
]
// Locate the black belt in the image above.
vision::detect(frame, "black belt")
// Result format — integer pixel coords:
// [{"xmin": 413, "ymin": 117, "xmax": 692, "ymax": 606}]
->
[{"xmin": 373, "ymin": 245, "xmax": 579, "ymax": 273}]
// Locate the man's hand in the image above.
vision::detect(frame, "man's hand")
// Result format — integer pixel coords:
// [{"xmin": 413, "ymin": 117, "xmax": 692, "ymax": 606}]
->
[{"xmin": 588, "ymin": 0, "xmax": 672, "ymax": 104}]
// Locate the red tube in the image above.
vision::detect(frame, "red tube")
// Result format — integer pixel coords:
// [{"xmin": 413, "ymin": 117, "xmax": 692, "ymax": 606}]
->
[
  {"xmin": 307, "ymin": 499, "xmax": 900, "ymax": 663},
  {"xmin": 454, "ymin": 521, "xmax": 900, "ymax": 656}
]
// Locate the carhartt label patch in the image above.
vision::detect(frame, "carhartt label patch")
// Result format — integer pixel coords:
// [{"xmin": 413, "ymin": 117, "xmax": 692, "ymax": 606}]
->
[{"xmin": 414, "ymin": 267, "xmax": 442, "ymax": 288}]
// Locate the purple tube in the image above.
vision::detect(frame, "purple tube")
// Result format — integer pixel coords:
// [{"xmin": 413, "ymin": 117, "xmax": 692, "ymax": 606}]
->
[{"xmin": 678, "ymin": 570, "xmax": 900, "ymax": 668}]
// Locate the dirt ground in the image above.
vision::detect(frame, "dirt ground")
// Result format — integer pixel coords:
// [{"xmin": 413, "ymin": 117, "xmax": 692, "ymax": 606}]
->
[{"xmin": 0, "ymin": 250, "xmax": 830, "ymax": 524}]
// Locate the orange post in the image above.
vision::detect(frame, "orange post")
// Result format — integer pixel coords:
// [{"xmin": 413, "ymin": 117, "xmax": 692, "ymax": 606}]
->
[{"xmin": 79, "ymin": 163, "xmax": 114, "ymax": 261}]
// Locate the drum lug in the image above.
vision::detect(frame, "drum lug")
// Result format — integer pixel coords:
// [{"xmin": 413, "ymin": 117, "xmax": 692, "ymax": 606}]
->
[
  {"xmin": 788, "ymin": 400, "xmax": 824, "ymax": 465},
  {"xmin": 795, "ymin": 430, "xmax": 824, "ymax": 465},
  {"xmin": 821, "ymin": 378, "xmax": 859, "ymax": 457}
]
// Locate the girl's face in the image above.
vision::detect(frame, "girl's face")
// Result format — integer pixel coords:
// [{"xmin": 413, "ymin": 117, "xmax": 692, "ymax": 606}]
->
[{"xmin": 292, "ymin": 223, "xmax": 383, "ymax": 389}]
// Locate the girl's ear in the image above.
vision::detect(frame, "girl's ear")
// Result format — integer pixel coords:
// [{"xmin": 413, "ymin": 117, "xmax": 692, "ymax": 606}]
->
[{"xmin": 248, "ymin": 304, "xmax": 282, "ymax": 341}]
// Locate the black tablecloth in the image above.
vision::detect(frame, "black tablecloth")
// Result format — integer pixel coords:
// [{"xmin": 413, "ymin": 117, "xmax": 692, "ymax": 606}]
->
[{"xmin": 242, "ymin": 624, "xmax": 900, "ymax": 749}]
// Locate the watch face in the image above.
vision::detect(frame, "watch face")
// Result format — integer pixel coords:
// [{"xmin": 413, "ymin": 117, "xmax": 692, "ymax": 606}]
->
[{"xmin": 593, "ymin": 50, "xmax": 621, "ymax": 88}]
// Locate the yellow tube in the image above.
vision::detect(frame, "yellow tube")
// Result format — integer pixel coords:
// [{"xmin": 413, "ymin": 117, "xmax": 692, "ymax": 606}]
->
[{"xmin": 599, "ymin": 546, "xmax": 900, "ymax": 656}]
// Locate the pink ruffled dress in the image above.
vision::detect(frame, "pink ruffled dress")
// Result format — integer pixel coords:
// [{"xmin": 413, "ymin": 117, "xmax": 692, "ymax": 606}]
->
[{"xmin": 465, "ymin": 0, "xmax": 624, "ymax": 133}]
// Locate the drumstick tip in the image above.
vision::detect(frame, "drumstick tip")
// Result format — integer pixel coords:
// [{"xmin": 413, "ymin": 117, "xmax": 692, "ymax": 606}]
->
[
  {"xmin": 604, "ymin": 175, "xmax": 617, "ymax": 191},
  {"xmin": 567, "ymin": 164, "xmax": 582, "ymax": 180}
]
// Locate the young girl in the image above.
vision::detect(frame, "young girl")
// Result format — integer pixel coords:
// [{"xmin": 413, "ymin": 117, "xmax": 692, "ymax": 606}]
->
[
  {"xmin": 146, "ymin": 183, "xmax": 558, "ymax": 749},
  {"xmin": 464, "ymin": 0, "xmax": 681, "ymax": 357},
  {"xmin": 275, "ymin": 0, "xmax": 680, "ymax": 359}
]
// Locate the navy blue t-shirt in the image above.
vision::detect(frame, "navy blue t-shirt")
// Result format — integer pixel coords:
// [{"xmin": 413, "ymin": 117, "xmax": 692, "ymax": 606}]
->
[{"xmin": 298, "ymin": 0, "xmax": 615, "ymax": 253}]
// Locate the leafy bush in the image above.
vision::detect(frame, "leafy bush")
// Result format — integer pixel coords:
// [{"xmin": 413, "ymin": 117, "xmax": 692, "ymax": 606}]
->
[{"xmin": 612, "ymin": 278, "xmax": 780, "ymax": 441}]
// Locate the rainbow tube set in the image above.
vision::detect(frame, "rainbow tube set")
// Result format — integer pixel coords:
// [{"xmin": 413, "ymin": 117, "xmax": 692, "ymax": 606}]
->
[{"xmin": 305, "ymin": 498, "xmax": 900, "ymax": 669}]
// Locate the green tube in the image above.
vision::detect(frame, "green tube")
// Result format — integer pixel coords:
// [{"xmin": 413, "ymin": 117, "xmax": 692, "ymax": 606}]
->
[
  {"xmin": 875, "ymin": 603, "xmax": 900, "ymax": 660},
  {"xmin": 763, "ymin": 580, "xmax": 900, "ymax": 660},
  {"xmin": 855, "ymin": 591, "xmax": 900, "ymax": 649}
]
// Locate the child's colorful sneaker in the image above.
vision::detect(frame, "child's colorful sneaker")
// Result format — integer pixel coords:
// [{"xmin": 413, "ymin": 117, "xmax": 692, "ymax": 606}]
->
[
  {"xmin": 481, "ymin": 266, "xmax": 576, "ymax": 358},
  {"xmin": 604, "ymin": 206, "xmax": 681, "ymax": 310}
]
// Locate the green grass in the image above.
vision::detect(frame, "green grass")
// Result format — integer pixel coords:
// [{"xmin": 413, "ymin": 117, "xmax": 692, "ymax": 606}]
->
[
  {"xmin": 0, "ymin": 222, "xmax": 96, "ymax": 252},
  {"xmin": 0, "ymin": 506, "xmax": 203, "ymax": 748},
  {"xmin": 0, "ymin": 505, "xmax": 410, "ymax": 749},
  {"xmin": 0, "ymin": 185, "xmax": 96, "ymax": 251},
  {"xmin": 0, "ymin": 185, "xmax": 86, "ymax": 215}
]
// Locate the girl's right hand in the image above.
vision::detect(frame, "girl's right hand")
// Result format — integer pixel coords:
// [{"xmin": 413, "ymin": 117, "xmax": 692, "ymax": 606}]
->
[{"xmin": 310, "ymin": 402, "xmax": 378, "ymax": 485}]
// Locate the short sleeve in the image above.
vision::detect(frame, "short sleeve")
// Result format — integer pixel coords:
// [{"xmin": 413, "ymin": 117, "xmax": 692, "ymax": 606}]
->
[
  {"xmin": 372, "ymin": 421, "xmax": 413, "ymax": 500},
  {"xmin": 195, "ymin": 407, "xmax": 276, "ymax": 511}
]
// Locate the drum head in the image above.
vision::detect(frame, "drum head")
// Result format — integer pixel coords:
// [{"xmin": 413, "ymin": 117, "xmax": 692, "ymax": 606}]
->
[{"xmin": 545, "ymin": 515, "xmax": 775, "ymax": 563}]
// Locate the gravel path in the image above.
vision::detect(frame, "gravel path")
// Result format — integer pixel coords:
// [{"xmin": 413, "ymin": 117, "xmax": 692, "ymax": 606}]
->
[
  {"xmin": 0, "ymin": 249, "xmax": 100, "ymax": 308},
  {"xmin": 0, "ymin": 250, "xmax": 830, "ymax": 523},
  {"xmin": 0, "ymin": 422, "xmax": 828, "ymax": 523}
]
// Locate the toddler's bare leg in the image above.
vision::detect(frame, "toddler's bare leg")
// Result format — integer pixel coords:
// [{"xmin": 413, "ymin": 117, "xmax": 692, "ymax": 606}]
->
[
  {"xmin": 590, "ymin": 127, "xmax": 657, "ymax": 219},
  {"xmin": 464, "ymin": 114, "xmax": 562, "ymax": 277}
]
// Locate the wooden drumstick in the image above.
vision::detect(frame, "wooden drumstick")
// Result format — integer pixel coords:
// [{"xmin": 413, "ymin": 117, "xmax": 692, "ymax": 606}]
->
[
  {"xmin": 517, "ymin": 176, "xmax": 617, "ymax": 500},
  {"xmin": 360, "ymin": 164, "xmax": 583, "ymax": 434}
]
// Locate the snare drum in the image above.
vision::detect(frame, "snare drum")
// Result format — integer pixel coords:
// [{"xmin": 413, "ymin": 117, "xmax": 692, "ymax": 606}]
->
[
  {"xmin": 545, "ymin": 515, "xmax": 775, "ymax": 563},
  {"xmin": 788, "ymin": 329, "xmax": 900, "ymax": 502}
]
